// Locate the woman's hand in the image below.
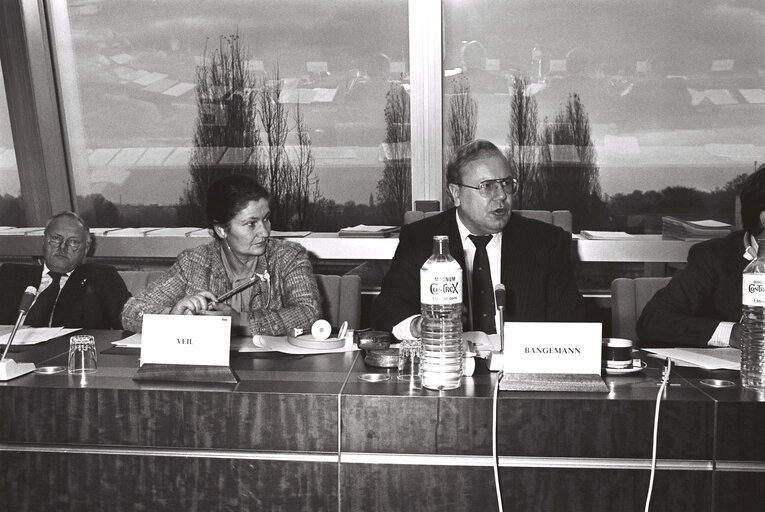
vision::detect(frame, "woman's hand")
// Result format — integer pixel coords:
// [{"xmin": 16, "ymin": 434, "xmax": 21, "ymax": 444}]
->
[
  {"xmin": 170, "ymin": 291, "xmax": 217, "ymax": 316},
  {"xmin": 200, "ymin": 302, "xmax": 241, "ymax": 324}
]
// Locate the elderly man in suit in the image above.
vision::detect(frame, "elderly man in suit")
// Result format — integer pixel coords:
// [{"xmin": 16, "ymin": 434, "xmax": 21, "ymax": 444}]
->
[
  {"xmin": 0, "ymin": 211, "xmax": 130, "ymax": 329},
  {"xmin": 638, "ymin": 163, "xmax": 765, "ymax": 349},
  {"xmin": 373, "ymin": 139, "xmax": 584, "ymax": 339}
]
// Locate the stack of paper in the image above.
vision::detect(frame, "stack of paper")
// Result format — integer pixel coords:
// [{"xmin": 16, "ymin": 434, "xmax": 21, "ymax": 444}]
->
[
  {"xmin": 580, "ymin": 231, "xmax": 633, "ymax": 240},
  {"xmin": 662, "ymin": 216, "xmax": 732, "ymax": 240},
  {"xmin": 338, "ymin": 225, "xmax": 400, "ymax": 237}
]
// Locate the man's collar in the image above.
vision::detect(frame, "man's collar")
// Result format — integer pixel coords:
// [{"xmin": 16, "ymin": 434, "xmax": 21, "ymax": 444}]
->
[{"xmin": 41, "ymin": 263, "xmax": 74, "ymax": 278}]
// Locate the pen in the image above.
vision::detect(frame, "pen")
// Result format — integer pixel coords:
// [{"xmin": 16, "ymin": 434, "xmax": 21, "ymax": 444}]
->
[{"xmin": 214, "ymin": 275, "xmax": 260, "ymax": 303}]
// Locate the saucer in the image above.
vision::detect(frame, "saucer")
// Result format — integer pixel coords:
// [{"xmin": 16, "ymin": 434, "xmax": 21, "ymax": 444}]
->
[{"xmin": 604, "ymin": 360, "xmax": 647, "ymax": 375}]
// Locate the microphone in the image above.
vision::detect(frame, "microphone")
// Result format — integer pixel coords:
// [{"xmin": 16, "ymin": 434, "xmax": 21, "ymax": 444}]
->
[
  {"xmin": 0, "ymin": 286, "xmax": 38, "ymax": 380},
  {"xmin": 487, "ymin": 284, "xmax": 507, "ymax": 372},
  {"xmin": 494, "ymin": 284, "xmax": 506, "ymax": 353}
]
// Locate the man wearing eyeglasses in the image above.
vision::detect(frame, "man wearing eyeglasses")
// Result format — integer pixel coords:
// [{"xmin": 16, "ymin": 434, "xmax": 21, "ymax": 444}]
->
[
  {"xmin": 0, "ymin": 211, "xmax": 130, "ymax": 328},
  {"xmin": 373, "ymin": 139, "xmax": 584, "ymax": 339}
]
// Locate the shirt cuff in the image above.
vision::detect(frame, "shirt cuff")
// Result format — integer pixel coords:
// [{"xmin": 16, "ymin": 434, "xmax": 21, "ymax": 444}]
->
[
  {"xmin": 392, "ymin": 315, "xmax": 420, "ymax": 341},
  {"xmin": 708, "ymin": 321, "xmax": 734, "ymax": 347}
]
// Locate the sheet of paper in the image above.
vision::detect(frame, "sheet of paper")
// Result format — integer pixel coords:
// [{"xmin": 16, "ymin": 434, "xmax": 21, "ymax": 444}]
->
[
  {"xmin": 0, "ymin": 327, "xmax": 79, "ymax": 345},
  {"xmin": 112, "ymin": 333, "xmax": 142, "ymax": 348},
  {"xmin": 580, "ymin": 231, "xmax": 634, "ymax": 240},
  {"xmin": 644, "ymin": 348, "xmax": 740, "ymax": 370},
  {"xmin": 249, "ymin": 335, "xmax": 358, "ymax": 355},
  {"xmin": 340, "ymin": 224, "xmax": 398, "ymax": 233}
]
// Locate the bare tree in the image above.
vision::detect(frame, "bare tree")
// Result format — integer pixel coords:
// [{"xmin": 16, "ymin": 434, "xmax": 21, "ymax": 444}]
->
[
  {"xmin": 288, "ymin": 102, "xmax": 319, "ymax": 228},
  {"xmin": 539, "ymin": 93, "xmax": 606, "ymax": 230},
  {"xmin": 446, "ymin": 75, "xmax": 477, "ymax": 150},
  {"xmin": 258, "ymin": 69, "xmax": 289, "ymax": 227},
  {"xmin": 443, "ymin": 76, "xmax": 478, "ymax": 207},
  {"xmin": 258, "ymin": 69, "xmax": 319, "ymax": 230},
  {"xmin": 507, "ymin": 75, "xmax": 542, "ymax": 209},
  {"xmin": 179, "ymin": 33, "xmax": 263, "ymax": 226},
  {"xmin": 376, "ymin": 85, "xmax": 411, "ymax": 224}
]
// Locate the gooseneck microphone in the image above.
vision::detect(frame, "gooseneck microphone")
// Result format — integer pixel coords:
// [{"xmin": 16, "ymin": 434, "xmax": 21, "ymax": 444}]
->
[
  {"xmin": 1, "ymin": 286, "xmax": 37, "ymax": 361},
  {"xmin": 0, "ymin": 286, "xmax": 38, "ymax": 381},
  {"xmin": 494, "ymin": 284, "xmax": 506, "ymax": 355}
]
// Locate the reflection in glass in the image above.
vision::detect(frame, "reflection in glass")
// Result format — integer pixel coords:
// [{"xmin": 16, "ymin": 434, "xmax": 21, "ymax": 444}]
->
[
  {"xmin": 50, "ymin": 1, "xmax": 410, "ymax": 228},
  {"xmin": 444, "ymin": 0, "xmax": 765, "ymax": 234}
]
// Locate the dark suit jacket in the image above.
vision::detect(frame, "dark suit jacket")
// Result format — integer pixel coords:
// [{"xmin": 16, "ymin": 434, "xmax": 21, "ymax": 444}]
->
[
  {"xmin": 0, "ymin": 263, "xmax": 131, "ymax": 329},
  {"xmin": 372, "ymin": 209, "xmax": 585, "ymax": 331},
  {"xmin": 637, "ymin": 231, "xmax": 746, "ymax": 348}
]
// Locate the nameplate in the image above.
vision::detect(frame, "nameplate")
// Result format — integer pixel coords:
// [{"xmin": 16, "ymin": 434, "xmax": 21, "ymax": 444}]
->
[
  {"xmin": 140, "ymin": 314, "xmax": 231, "ymax": 367},
  {"xmin": 503, "ymin": 322, "xmax": 601, "ymax": 374}
]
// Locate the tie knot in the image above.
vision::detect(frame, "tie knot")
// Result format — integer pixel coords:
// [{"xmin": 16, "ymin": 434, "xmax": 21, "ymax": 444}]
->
[
  {"xmin": 48, "ymin": 271, "xmax": 64, "ymax": 283},
  {"xmin": 469, "ymin": 234, "xmax": 492, "ymax": 249}
]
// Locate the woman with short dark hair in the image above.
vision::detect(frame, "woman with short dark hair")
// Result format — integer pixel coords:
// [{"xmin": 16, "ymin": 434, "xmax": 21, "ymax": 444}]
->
[{"xmin": 121, "ymin": 174, "xmax": 321, "ymax": 336}]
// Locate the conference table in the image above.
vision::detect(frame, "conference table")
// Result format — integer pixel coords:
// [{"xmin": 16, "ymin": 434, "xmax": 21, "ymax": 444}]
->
[{"xmin": 1, "ymin": 330, "xmax": 764, "ymax": 511}]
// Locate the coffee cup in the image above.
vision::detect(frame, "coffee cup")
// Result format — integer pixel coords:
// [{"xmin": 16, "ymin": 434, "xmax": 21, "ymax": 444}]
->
[{"xmin": 602, "ymin": 338, "xmax": 633, "ymax": 369}]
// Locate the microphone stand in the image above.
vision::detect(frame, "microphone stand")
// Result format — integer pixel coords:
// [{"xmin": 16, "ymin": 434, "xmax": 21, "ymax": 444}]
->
[
  {"xmin": 487, "ymin": 287, "xmax": 506, "ymax": 372},
  {"xmin": 0, "ymin": 292, "xmax": 37, "ymax": 381}
]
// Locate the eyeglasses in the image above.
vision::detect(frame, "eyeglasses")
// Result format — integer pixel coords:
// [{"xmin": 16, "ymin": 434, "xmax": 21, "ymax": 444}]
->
[
  {"xmin": 45, "ymin": 235, "xmax": 84, "ymax": 251},
  {"xmin": 455, "ymin": 177, "xmax": 518, "ymax": 197}
]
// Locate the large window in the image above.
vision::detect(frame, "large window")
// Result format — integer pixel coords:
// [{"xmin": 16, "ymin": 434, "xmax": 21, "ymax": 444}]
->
[
  {"xmin": 0, "ymin": 62, "xmax": 25, "ymax": 226},
  {"xmin": 50, "ymin": 0, "xmax": 410, "ymax": 229},
  {"xmin": 443, "ymin": 0, "xmax": 765, "ymax": 233}
]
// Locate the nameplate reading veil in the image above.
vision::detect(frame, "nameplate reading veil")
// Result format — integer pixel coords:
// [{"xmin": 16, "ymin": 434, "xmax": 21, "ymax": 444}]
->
[
  {"xmin": 500, "ymin": 322, "xmax": 607, "ymax": 393},
  {"xmin": 140, "ymin": 314, "xmax": 231, "ymax": 367}
]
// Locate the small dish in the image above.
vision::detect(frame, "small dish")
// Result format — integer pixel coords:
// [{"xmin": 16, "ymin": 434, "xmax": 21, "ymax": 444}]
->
[
  {"xmin": 34, "ymin": 366, "xmax": 66, "ymax": 374},
  {"xmin": 604, "ymin": 360, "xmax": 647, "ymax": 375},
  {"xmin": 358, "ymin": 373, "xmax": 390, "ymax": 382}
]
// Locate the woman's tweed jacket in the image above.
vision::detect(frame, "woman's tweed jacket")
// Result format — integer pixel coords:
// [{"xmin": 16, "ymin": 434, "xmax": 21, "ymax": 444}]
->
[{"xmin": 121, "ymin": 238, "xmax": 321, "ymax": 335}]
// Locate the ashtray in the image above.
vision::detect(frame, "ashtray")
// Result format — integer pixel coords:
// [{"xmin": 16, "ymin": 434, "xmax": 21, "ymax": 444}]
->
[
  {"xmin": 604, "ymin": 360, "xmax": 647, "ymax": 375},
  {"xmin": 364, "ymin": 348, "xmax": 399, "ymax": 368},
  {"xmin": 700, "ymin": 378, "xmax": 735, "ymax": 388},
  {"xmin": 357, "ymin": 373, "xmax": 391, "ymax": 382},
  {"xmin": 34, "ymin": 366, "xmax": 66, "ymax": 374}
]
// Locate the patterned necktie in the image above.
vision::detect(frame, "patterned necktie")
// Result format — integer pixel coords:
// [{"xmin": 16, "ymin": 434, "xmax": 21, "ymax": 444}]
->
[
  {"xmin": 468, "ymin": 235, "xmax": 496, "ymax": 334},
  {"xmin": 25, "ymin": 271, "xmax": 63, "ymax": 327}
]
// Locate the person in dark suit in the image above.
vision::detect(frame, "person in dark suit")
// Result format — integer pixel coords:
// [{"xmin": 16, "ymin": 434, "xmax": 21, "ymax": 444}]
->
[
  {"xmin": 0, "ymin": 211, "xmax": 130, "ymax": 329},
  {"xmin": 372, "ymin": 140, "xmax": 584, "ymax": 339},
  {"xmin": 637, "ymin": 164, "xmax": 765, "ymax": 349}
]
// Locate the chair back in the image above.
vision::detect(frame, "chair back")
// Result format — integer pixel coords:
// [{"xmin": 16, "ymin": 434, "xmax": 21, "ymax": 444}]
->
[
  {"xmin": 119, "ymin": 270, "xmax": 166, "ymax": 297},
  {"xmin": 611, "ymin": 277, "xmax": 671, "ymax": 341},
  {"xmin": 315, "ymin": 274, "xmax": 362, "ymax": 329},
  {"xmin": 514, "ymin": 210, "xmax": 573, "ymax": 233},
  {"xmin": 403, "ymin": 211, "xmax": 439, "ymax": 225}
]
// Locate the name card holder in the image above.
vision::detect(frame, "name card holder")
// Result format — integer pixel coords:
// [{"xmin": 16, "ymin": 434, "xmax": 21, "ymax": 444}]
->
[
  {"xmin": 134, "ymin": 363, "xmax": 238, "ymax": 384},
  {"xmin": 498, "ymin": 322, "xmax": 608, "ymax": 393}
]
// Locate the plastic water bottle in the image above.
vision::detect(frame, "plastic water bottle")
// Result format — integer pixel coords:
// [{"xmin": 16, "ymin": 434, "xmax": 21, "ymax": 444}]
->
[
  {"xmin": 420, "ymin": 235, "xmax": 463, "ymax": 391},
  {"xmin": 741, "ymin": 237, "xmax": 765, "ymax": 390}
]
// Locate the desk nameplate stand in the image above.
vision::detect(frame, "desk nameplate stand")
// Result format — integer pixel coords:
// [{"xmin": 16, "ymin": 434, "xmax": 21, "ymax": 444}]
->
[
  {"xmin": 133, "ymin": 363, "xmax": 238, "ymax": 384},
  {"xmin": 499, "ymin": 322, "xmax": 608, "ymax": 393}
]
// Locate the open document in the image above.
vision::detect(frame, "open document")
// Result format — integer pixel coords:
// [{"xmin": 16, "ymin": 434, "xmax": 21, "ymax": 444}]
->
[
  {"xmin": 644, "ymin": 348, "xmax": 740, "ymax": 370},
  {"xmin": 0, "ymin": 327, "xmax": 79, "ymax": 345}
]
